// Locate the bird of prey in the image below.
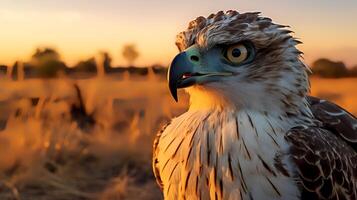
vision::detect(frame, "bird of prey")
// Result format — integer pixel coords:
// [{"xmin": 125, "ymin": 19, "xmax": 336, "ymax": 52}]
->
[{"xmin": 152, "ymin": 10, "xmax": 357, "ymax": 200}]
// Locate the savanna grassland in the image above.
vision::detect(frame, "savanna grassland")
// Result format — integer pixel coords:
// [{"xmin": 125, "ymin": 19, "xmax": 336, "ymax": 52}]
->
[{"xmin": 0, "ymin": 74, "xmax": 356, "ymax": 200}]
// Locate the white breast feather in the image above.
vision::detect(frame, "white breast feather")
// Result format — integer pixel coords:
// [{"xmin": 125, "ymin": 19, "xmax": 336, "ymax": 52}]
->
[{"xmin": 156, "ymin": 108, "xmax": 301, "ymax": 200}]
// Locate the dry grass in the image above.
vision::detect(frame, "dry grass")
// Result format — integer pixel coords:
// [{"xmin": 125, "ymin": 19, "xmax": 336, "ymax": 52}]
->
[
  {"xmin": 0, "ymin": 74, "xmax": 188, "ymax": 200},
  {"xmin": 0, "ymin": 75, "xmax": 355, "ymax": 200}
]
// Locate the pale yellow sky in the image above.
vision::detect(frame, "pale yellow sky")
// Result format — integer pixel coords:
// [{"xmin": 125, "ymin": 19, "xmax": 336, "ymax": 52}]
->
[{"xmin": 0, "ymin": 0, "xmax": 357, "ymax": 67}]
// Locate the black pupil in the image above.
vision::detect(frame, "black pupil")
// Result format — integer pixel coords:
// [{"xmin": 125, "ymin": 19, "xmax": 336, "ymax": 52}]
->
[{"xmin": 231, "ymin": 48, "xmax": 241, "ymax": 57}]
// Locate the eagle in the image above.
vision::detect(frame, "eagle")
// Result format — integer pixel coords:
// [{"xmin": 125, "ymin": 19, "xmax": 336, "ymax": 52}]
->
[{"xmin": 152, "ymin": 11, "xmax": 357, "ymax": 200}]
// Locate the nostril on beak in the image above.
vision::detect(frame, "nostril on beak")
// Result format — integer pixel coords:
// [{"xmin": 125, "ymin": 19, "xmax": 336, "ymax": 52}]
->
[{"xmin": 190, "ymin": 55, "xmax": 200, "ymax": 62}]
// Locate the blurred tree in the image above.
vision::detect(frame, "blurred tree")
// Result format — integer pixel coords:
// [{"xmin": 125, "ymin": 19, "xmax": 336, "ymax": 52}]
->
[
  {"xmin": 31, "ymin": 47, "xmax": 67, "ymax": 78},
  {"xmin": 73, "ymin": 57, "xmax": 97, "ymax": 73},
  {"xmin": 32, "ymin": 48, "xmax": 60, "ymax": 60},
  {"xmin": 101, "ymin": 51, "xmax": 112, "ymax": 71},
  {"xmin": 122, "ymin": 44, "xmax": 139, "ymax": 66},
  {"xmin": 311, "ymin": 58, "xmax": 348, "ymax": 78},
  {"xmin": 95, "ymin": 51, "xmax": 112, "ymax": 76}
]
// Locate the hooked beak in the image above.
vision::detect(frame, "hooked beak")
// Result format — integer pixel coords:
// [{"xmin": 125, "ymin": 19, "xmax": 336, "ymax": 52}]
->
[
  {"xmin": 168, "ymin": 52, "xmax": 195, "ymax": 102},
  {"xmin": 168, "ymin": 51, "xmax": 232, "ymax": 102}
]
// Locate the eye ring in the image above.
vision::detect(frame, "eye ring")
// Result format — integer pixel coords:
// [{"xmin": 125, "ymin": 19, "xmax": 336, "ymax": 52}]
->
[{"xmin": 223, "ymin": 43, "xmax": 251, "ymax": 65}]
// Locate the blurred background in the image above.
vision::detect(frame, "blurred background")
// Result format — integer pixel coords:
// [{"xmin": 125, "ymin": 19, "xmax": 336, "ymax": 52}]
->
[{"xmin": 0, "ymin": 0, "xmax": 356, "ymax": 199}]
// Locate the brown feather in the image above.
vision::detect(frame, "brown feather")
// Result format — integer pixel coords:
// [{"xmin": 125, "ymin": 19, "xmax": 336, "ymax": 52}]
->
[{"xmin": 286, "ymin": 125, "xmax": 357, "ymax": 200}]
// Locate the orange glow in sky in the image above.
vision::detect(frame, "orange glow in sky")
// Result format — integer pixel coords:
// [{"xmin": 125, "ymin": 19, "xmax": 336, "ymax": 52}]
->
[{"xmin": 0, "ymin": 0, "xmax": 357, "ymax": 67}]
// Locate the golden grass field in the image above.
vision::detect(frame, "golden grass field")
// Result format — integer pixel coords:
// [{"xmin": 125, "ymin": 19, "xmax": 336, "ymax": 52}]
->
[{"xmin": 0, "ymin": 75, "xmax": 356, "ymax": 200}]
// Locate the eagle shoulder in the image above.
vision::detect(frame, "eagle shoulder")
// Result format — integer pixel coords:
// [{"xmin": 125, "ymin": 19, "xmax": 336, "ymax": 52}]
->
[
  {"xmin": 152, "ymin": 122, "xmax": 170, "ymax": 189},
  {"xmin": 308, "ymin": 96, "xmax": 357, "ymax": 150},
  {"xmin": 285, "ymin": 126, "xmax": 357, "ymax": 199}
]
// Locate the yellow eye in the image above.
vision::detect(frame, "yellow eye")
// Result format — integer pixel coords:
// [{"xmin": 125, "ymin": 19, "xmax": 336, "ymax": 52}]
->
[{"xmin": 225, "ymin": 44, "xmax": 249, "ymax": 64}]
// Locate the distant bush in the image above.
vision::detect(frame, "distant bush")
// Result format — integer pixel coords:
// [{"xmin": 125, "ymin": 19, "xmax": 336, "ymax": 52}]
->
[
  {"xmin": 151, "ymin": 64, "xmax": 167, "ymax": 76},
  {"xmin": 349, "ymin": 66, "xmax": 357, "ymax": 77},
  {"xmin": 0, "ymin": 65, "xmax": 7, "ymax": 76},
  {"xmin": 100, "ymin": 51, "xmax": 113, "ymax": 73},
  {"xmin": 73, "ymin": 57, "xmax": 97, "ymax": 73},
  {"xmin": 311, "ymin": 58, "xmax": 349, "ymax": 78},
  {"xmin": 36, "ymin": 60, "xmax": 67, "ymax": 78},
  {"xmin": 31, "ymin": 48, "xmax": 67, "ymax": 78}
]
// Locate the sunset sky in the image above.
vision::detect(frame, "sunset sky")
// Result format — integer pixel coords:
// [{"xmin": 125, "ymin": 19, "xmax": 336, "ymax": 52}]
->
[{"xmin": 0, "ymin": 0, "xmax": 357, "ymax": 67}]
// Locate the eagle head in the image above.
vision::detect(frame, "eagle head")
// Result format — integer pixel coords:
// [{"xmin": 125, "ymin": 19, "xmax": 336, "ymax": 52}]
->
[{"xmin": 168, "ymin": 11, "xmax": 310, "ymax": 112}]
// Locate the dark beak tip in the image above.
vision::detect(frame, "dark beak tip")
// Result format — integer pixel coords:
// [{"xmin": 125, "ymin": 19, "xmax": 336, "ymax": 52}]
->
[{"xmin": 169, "ymin": 84, "xmax": 179, "ymax": 102}]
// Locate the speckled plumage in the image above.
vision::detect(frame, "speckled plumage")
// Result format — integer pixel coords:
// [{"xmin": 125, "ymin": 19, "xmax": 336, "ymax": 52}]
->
[{"xmin": 153, "ymin": 11, "xmax": 357, "ymax": 200}]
